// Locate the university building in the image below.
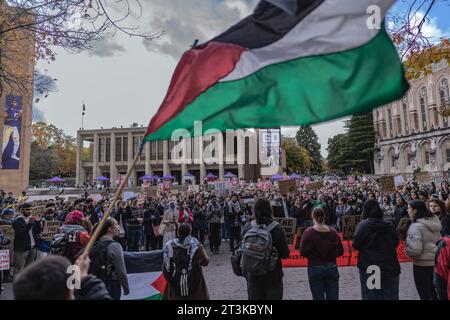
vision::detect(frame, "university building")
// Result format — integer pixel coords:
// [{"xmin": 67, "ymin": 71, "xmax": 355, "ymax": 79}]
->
[
  {"xmin": 373, "ymin": 59, "xmax": 450, "ymax": 175},
  {"xmin": 76, "ymin": 127, "xmax": 286, "ymax": 187}
]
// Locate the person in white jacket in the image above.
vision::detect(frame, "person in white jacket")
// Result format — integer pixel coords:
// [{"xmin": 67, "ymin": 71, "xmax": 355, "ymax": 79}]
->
[{"xmin": 406, "ymin": 200, "xmax": 442, "ymax": 300}]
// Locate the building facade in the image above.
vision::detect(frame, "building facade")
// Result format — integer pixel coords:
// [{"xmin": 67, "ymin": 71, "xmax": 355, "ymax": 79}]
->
[
  {"xmin": 0, "ymin": 5, "xmax": 35, "ymax": 195},
  {"xmin": 373, "ymin": 60, "xmax": 450, "ymax": 175},
  {"xmin": 76, "ymin": 127, "xmax": 285, "ymax": 187}
]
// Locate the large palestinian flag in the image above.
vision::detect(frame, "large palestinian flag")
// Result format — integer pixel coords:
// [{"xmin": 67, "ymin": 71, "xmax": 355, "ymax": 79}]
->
[
  {"xmin": 122, "ymin": 250, "xmax": 166, "ymax": 300},
  {"xmin": 144, "ymin": 0, "xmax": 408, "ymax": 141}
]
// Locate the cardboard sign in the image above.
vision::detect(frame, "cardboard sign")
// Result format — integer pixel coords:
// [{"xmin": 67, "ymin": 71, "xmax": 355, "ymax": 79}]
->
[
  {"xmin": 432, "ymin": 174, "xmax": 446, "ymax": 186},
  {"xmin": 68, "ymin": 196, "xmax": 78, "ymax": 203},
  {"xmin": 274, "ymin": 218, "xmax": 296, "ymax": 245},
  {"xmin": 380, "ymin": 176, "xmax": 395, "ymax": 192},
  {"xmin": 0, "ymin": 250, "xmax": 10, "ymax": 271},
  {"xmin": 32, "ymin": 205, "xmax": 45, "ymax": 216},
  {"xmin": 305, "ymin": 181, "xmax": 324, "ymax": 191},
  {"xmin": 131, "ymin": 208, "xmax": 145, "ymax": 218},
  {"xmin": 342, "ymin": 215, "xmax": 362, "ymax": 240},
  {"xmin": 394, "ymin": 175, "xmax": 405, "ymax": 187},
  {"xmin": 416, "ymin": 172, "xmax": 433, "ymax": 184},
  {"xmin": 188, "ymin": 185, "xmax": 200, "ymax": 193},
  {"xmin": 278, "ymin": 180, "xmax": 297, "ymax": 194},
  {"xmin": 41, "ymin": 221, "xmax": 61, "ymax": 241}
]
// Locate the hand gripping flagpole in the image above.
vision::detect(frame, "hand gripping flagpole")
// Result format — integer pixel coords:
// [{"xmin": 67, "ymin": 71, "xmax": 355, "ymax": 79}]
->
[{"xmin": 81, "ymin": 141, "xmax": 146, "ymax": 258}]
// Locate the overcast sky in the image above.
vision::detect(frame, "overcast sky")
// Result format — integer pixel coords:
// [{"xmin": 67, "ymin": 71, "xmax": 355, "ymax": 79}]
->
[{"xmin": 33, "ymin": 0, "xmax": 450, "ymax": 157}]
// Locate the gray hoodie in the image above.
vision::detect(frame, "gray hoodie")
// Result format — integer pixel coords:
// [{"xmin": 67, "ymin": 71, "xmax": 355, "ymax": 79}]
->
[{"xmin": 406, "ymin": 215, "xmax": 442, "ymax": 266}]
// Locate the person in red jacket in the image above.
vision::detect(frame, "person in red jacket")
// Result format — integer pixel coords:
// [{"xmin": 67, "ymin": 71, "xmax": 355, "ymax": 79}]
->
[
  {"xmin": 178, "ymin": 201, "xmax": 193, "ymax": 224},
  {"xmin": 434, "ymin": 236, "xmax": 450, "ymax": 300}
]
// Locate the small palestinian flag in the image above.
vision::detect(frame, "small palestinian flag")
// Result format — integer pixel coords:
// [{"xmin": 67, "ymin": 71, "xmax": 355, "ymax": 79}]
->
[
  {"xmin": 144, "ymin": 0, "xmax": 408, "ymax": 141},
  {"xmin": 122, "ymin": 250, "xmax": 166, "ymax": 300}
]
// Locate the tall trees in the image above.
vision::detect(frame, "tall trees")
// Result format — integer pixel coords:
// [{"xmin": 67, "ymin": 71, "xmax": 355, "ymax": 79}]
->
[
  {"xmin": 30, "ymin": 122, "xmax": 76, "ymax": 180},
  {"xmin": 281, "ymin": 138, "xmax": 312, "ymax": 174},
  {"xmin": 295, "ymin": 126, "xmax": 322, "ymax": 173},
  {"xmin": 327, "ymin": 112, "xmax": 376, "ymax": 174}
]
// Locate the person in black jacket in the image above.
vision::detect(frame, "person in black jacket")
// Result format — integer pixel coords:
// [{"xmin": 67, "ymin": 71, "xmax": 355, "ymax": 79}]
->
[
  {"xmin": 242, "ymin": 197, "xmax": 290, "ymax": 300},
  {"xmin": 143, "ymin": 203, "xmax": 161, "ymax": 251},
  {"xmin": 13, "ymin": 254, "xmax": 111, "ymax": 300},
  {"xmin": 352, "ymin": 200, "xmax": 401, "ymax": 300},
  {"xmin": 12, "ymin": 203, "xmax": 40, "ymax": 276}
]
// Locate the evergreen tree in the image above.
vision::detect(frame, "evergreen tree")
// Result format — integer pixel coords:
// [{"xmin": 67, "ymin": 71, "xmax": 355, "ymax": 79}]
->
[
  {"xmin": 326, "ymin": 134, "xmax": 348, "ymax": 173},
  {"xmin": 344, "ymin": 112, "xmax": 376, "ymax": 173},
  {"xmin": 295, "ymin": 126, "xmax": 322, "ymax": 173}
]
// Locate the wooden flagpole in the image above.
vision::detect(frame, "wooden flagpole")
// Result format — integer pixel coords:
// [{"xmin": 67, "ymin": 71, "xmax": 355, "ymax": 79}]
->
[{"xmin": 81, "ymin": 143, "xmax": 143, "ymax": 257}]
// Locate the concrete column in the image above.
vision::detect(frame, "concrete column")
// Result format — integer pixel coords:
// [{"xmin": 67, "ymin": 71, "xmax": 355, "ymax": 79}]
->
[
  {"xmin": 237, "ymin": 133, "xmax": 245, "ymax": 179},
  {"xmin": 127, "ymin": 132, "xmax": 136, "ymax": 185},
  {"xmin": 93, "ymin": 133, "xmax": 99, "ymax": 181},
  {"xmin": 163, "ymin": 140, "xmax": 170, "ymax": 175},
  {"xmin": 110, "ymin": 132, "xmax": 116, "ymax": 187},
  {"xmin": 145, "ymin": 140, "xmax": 152, "ymax": 175}
]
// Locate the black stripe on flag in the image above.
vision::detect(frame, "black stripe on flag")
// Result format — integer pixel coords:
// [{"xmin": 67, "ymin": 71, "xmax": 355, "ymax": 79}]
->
[
  {"xmin": 208, "ymin": 0, "xmax": 324, "ymax": 49},
  {"xmin": 124, "ymin": 250, "xmax": 163, "ymax": 274}
]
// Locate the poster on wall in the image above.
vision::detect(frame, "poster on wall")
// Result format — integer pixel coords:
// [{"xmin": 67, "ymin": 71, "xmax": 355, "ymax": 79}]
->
[
  {"xmin": 2, "ymin": 95, "xmax": 23, "ymax": 170},
  {"xmin": 259, "ymin": 128, "xmax": 281, "ymax": 176}
]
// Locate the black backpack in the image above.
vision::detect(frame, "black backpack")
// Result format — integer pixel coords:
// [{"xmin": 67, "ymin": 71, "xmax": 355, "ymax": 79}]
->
[
  {"xmin": 88, "ymin": 240, "xmax": 115, "ymax": 283},
  {"xmin": 166, "ymin": 244, "xmax": 200, "ymax": 297}
]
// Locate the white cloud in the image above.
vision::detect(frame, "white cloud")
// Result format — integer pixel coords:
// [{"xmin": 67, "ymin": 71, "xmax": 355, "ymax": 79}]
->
[
  {"xmin": 411, "ymin": 11, "xmax": 444, "ymax": 43},
  {"xmin": 140, "ymin": 0, "xmax": 257, "ymax": 59}
]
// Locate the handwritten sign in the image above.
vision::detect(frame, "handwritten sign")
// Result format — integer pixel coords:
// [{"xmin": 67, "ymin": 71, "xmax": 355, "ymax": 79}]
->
[
  {"xmin": 394, "ymin": 175, "xmax": 405, "ymax": 187},
  {"xmin": 136, "ymin": 195, "xmax": 146, "ymax": 206},
  {"xmin": 0, "ymin": 225, "xmax": 14, "ymax": 248},
  {"xmin": 0, "ymin": 250, "xmax": 10, "ymax": 271},
  {"xmin": 32, "ymin": 205, "xmax": 45, "ymax": 216},
  {"xmin": 274, "ymin": 218, "xmax": 296, "ymax": 245},
  {"xmin": 278, "ymin": 180, "xmax": 297, "ymax": 194},
  {"xmin": 342, "ymin": 215, "xmax": 362, "ymax": 240},
  {"xmin": 347, "ymin": 176, "xmax": 356, "ymax": 185},
  {"xmin": 41, "ymin": 221, "xmax": 61, "ymax": 241},
  {"xmin": 380, "ymin": 176, "xmax": 395, "ymax": 192},
  {"xmin": 131, "ymin": 208, "xmax": 145, "ymax": 218},
  {"xmin": 416, "ymin": 172, "xmax": 433, "ymax": 184},
  {"xmin": 305, "ymin": 181, "xmax": 324, "ymax": 191}
]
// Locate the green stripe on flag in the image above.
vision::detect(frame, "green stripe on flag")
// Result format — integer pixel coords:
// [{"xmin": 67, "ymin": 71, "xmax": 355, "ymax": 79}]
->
[{"xmin": 145, "ymin": 28, "xmax": 407, "ymax": 142}]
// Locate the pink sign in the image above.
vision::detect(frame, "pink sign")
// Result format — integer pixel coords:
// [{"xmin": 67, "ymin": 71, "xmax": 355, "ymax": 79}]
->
[
  {"xmin": 0, "ymin": 250, "xmax": 10, "ymax": 271},
  {"xmin": 348, "ymin": 176, "xmax": 356, "ymax": 185},
  {"xmin": 304, "ymin": 177, "xmax": 311, "ymax": 185},
  {"xmin": 163, "ymin": 180, "xmax": 172, "ymax": 191}
]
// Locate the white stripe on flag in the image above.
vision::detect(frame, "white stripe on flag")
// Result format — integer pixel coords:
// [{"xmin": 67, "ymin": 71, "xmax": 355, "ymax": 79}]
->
[{"xmin": 221, "ymin": 0, "xmax": 396, "ymax": 82}]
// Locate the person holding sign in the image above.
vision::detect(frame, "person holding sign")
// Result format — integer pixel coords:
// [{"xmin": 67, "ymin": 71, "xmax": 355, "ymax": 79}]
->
[
  {"xmin": 300, "ymin": 208, "xmax": 343, "ymax": 300},
  {"xmin": 0, "ymin": 228, "xmax": 11, "ymax": 295},
  {"xmin": 33, "ymin": 206, "xmax": 60, "ymax": 259},
  {"xmin": 352, "ymin": 200, "xmax": 401, "ymax": 300}
]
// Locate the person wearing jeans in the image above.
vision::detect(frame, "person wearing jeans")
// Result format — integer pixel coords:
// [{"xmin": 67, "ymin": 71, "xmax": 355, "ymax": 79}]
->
[{"xmin": 300, "ymin": 208, "xmax": 344, "ymax": 300}]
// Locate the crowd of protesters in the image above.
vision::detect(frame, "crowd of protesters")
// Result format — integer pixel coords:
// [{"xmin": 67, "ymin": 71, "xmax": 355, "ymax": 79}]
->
[{"xmin": 0, "ymin": 174, "xmax": 450, "ymax": 300}]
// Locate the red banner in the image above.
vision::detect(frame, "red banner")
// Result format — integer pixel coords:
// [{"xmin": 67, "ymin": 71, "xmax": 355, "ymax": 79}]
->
[{"xmin": 282, "ymin": 233, "xmax": 411, "ymax": 268}]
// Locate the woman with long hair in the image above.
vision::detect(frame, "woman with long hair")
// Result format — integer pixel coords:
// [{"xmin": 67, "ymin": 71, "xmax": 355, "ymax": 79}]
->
[{"xmin": 406, "ymin": 200, "xmax": 442, "ymax": 300}]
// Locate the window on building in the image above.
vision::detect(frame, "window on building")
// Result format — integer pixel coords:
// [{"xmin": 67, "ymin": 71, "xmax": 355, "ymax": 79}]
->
[
  {"xmin": 446, "ymin": 149, "xmax": 450, "ymax": 163},
  {"xmin": 140, "ymin": 136, "xmax": 145, "ymax": 161},
  {"xmin": 133, "ymin": 136, "xmax": 139, "ymax": 158},
  {"xmin": 388, "ymin": 109, "xmax": 394, "ymax": 136},
  {"xmin": 169, "ymin": 140, "xmax": 175, "ymax": 159},
  {"xmin": 151, "ymin": 141, "xmax": 157, "ymax": 160},
  {"xmin": 439, "ymin": 78, "xmax": 449, "ymax": 127},
  {"xmin": 158, "ymin": 141, "xmax": 164, "ymax": 159},
  {"xmin": 402, "ymin": 102, "xmax": 409, "ymax": 134},
  {"xmin": 382, "ymin": 122, "xmax": 387, "ymax": 137},
  {"xmin": 425, "ymin": 151, "xmax": 430, "ymax": 165},
  {"xmin": 106, "ymin": 138, "xmax": 111, "ymax": 162},
  {"xmin": 98, "ymin": 138, "xmax": 104, "ymax": 162},
  {"xmin": 123, "ymin": 137, "xmax": 128, "ymax": 162},
  {"xmin": 115, "ymin": 137, "xmax": 122, "ymax": 162},
  {"xmin": 391, "ymin": 155, "xmax": 396, "ymax": 168},
  {"xmin": 419, "ymin": 87, "xmax": 428, "ymax": 131},
  {"xmin": 407, "ymin": 154, "xmax": 413, "ymax": 166}
]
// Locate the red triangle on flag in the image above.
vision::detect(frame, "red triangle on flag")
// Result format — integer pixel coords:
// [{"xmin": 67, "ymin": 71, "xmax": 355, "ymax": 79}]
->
[{"xmin": 151, "ymin": 273, "xmax": 167, "ymax": 294}]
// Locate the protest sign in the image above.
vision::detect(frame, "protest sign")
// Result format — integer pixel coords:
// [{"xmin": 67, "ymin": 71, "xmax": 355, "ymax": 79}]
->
[
  {"xmin": 305, "ymin": 181, "xmax": 324, "ymax": 191},
  {"xmin": 380, "ymin": 176, "xmax": 395, "ymax": 192},
  {"xmin": 188, "ymin": 185, "xmax": 200, "ymax": 193},
  {"xmin": 68, "ymin": 196, "xmax": 78, "ymax": 203},
  {"xmin": 31, "ymin": 205, "xmax": 45, "ymax": 216},
  {"xmin": 394, "ymin": 175, "xmax": 405, "ymax": 187},
  {"xmin": 304, "ymin": 177, "xmax": 311, "ymax": 185},
  {"xmin": 416, "ymin": 172, "xmax": 433, "ymax": 184},
  {"xmin": 0, "ymin": 250, "xmax": 10, "ymax": 271},
  {"xmin": 347, "ymin": 176, "xmax": 355, "ymax": 185},
  {"xmin": 136, "ymin": 195, "xmax": 146, "ymax": 206},
  {"xmin": 163, "ymin": 180, "xmax": 172, "ymax": 191},
  {"xmin": 41, "ymin": 221, "xmax": 61, "ymax": 241},
  {"xmin": 278, "ymin": 180, "xmax": 297, "ymax": 194},
  {"xmin": 124, "ymin": 192, "xmax": 135, "ymax": 202},
  {"xmin": 342, "ymin": 215, "xmax": 362, "ymax": 240},
  {"xmin": 274, "ymin": 218, "xmax": 296, "ymax": 245}
]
